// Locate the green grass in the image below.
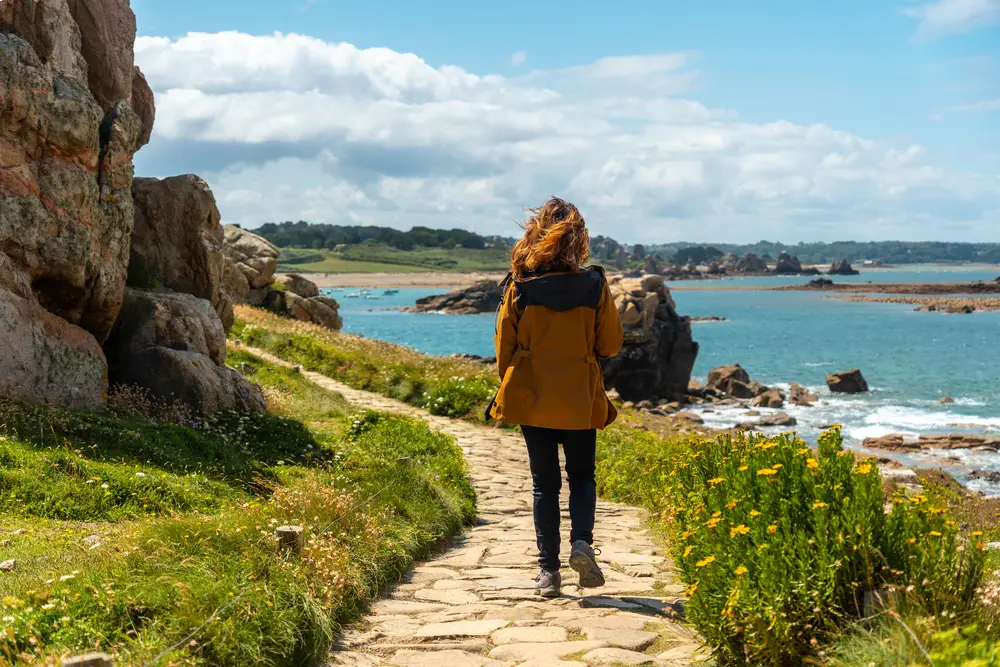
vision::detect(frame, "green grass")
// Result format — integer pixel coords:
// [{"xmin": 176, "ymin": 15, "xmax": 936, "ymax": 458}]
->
[
  {"xmin": 231, "ymin": 307, "xmax": 499, "ymax": 422},
  {"xmin": 276, "ymin": 244, "xmax": 510, "ymax": 274},
  {"xmin": 0, "ymin": 350, "xmax": 475, "ymax": 665}
]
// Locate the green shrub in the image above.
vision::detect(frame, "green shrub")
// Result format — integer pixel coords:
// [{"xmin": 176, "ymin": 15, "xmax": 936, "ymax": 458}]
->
[
  {"xmin": 596, "ymin": 427, "xmax": 990, "ymax": 666},
  {"xmin": 419, "ymin": 376, "xmax": 498, "ymax": 418}
]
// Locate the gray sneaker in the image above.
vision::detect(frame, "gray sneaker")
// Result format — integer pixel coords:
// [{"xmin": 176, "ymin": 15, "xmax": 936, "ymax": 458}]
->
[
  {"xmin": 569, "ymin": 540, "xmax": 605, "ymax": 588},
  {"xmin": 535, "ymin": 569, "xmax": 561, "ymax": 598}
]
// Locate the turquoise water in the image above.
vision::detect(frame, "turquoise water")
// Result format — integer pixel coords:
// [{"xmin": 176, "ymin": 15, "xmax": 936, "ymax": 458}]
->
[{"xmin": 327, "ymin": 267, "xmax": 1000, "ymax": 493}]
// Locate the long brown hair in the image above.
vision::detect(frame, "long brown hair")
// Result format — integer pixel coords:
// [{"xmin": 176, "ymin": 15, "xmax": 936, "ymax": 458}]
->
[{"xmin": 510, "ymin": 197, "xmax": 590, "ymax": 279}]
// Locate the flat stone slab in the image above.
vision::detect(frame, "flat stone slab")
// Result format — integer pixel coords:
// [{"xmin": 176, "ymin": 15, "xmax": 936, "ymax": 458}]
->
[
  {"xmin": 414, "ymin": 589, "xmax": 480, "ymax": 605},
  {"xmin": 388, "ymin": 649, "xmax": 511, "ymax": 667},
  {"xmin": 432, "ymin": 579, "xmax": 479, "ymax": 591},
  {"xmin": 583, "ymin": 628, "xmax": 659, "ymax": 651},
  {"xmin": 489, "ymin": 641, "xmax": 609, "ymax": 662},
  {"xmin": 517, "ymin": 661, "xmax": 588, "ymax": 667},
  {"xmin": 408, "ymin": 567, "xmax": 460, "ymax": 585},
  {"xmin": 582, "ymin": 647, "xmax": 657, "ymax": 665},
  {"xmin": 372, "ymin": 601, "xmax": 448, "ymax": 616},
  {"xmin": 491, "ymin": 626, "xmax": 569, "ymax": 645},
  {"xmin": 550, "ymin": 614, "xmax": 651, "ymax": 631},
  {"xmin": 658, "ymin": 644, "xmax": 710, "ymax": 664},
  {"xmin": 415, "ymin": 620, "xmax": 510, "ymax": 639},
  {"xmin": 578, "ymin": 596, "xmax": 646, "ymax": 611}
]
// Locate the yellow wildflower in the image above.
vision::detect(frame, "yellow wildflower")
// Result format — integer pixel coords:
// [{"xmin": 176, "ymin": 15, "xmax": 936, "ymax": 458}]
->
[
  {"xmin": 907, "ymin": 537, "xmax": 917, "ymax": 544},
  {"xmin": 773, "ymin": 463, "xmax": 783, "ymax": 469},
  {"xmin": 749, "ymin": 510, "xmax": 761, "ymax": 518},
  {"xmin": 738, "ymin": 465, "xmax": 749, "ymax": 472},
  {"xmin": 708, "ymin": 477, "xmax": 724, "ymax": 486},
  {"xmin": 855, "ymin": 463, "xmax": 872, "ymax": 475},
  {"xmin": 696, "ymin": 556, "xmax": 716, "ymax": 568},
  {"xmin": 972, "ymin": 531, "xmax": 984, "ymax": 537},
  {"xmin": 767, "ymin": 524, "xmax": 778, "ymax": 534},
  {"xmin": 734, "ymin": 565, "xmax": 748, "ymax": 576},
  {"xmin": 812, "ymin": 501, "xmax": 829, "ymax": 509},
  {"xmin": 681, "ymin": 530, "xmax": 695, "ymax": 540},
  {"xmin": 797, "ymin": 448, "xmax": 810, "ymax": 455},
  {"xmin": 687, "ymin": 581, "xmax": 699, "ymax": 597},
  {"xmin": 757, "ymin": 468, "xmax": 777, "ymax": 476},
  {"xmin": 712, "ymin": 511, "xmax": 722, "ymax": 518},
  {"xmin": 726, "ymin": 501, "xmax": 738, "ymax": 510},
  {"xmin": 806, "ymin": 459, "xmax": 819, "ymax": 469},
  {"xmin": 730, "ymin": 525, "xmax": 750, "ymax": 538},
  {"xmin": 929, "ymin": 531, "xmax": 942, "ymax": 537},
  {"xmin": 705, "ymin": 517, "xmax": 722, "ymax": 528},
  {"xmin": 683, "ymin": 545, "xmax": 694, "ymax": 557}
]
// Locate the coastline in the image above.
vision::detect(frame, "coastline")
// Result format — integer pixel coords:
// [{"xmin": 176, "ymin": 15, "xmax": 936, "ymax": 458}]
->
[
  {"xmin": 836, "ymin": 295, "xmax": 1000, "ymax": 311},
  {"xmin": 302, "ymin": 271, "xmax": 506, "ymax": 288}
]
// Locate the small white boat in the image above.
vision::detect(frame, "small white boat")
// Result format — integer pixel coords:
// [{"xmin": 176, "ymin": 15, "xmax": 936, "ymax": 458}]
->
[
  {"xmin": 345, "ymin": 293, "xmax": 361, "ymax": 298},
  {"xmin": 365, "ymin": 295, "xmax": 380, "ymax": 300}
]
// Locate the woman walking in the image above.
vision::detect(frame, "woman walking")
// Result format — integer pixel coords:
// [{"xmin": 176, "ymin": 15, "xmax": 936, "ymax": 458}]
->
[{"xmin": 488, "ymin": 197, "xmax": 624, "ymax": 598}]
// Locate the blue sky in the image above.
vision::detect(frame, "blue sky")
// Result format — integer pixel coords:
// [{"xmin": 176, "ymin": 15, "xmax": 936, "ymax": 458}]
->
[{"xmin": 130, "ymin": 0, "xmax": 1000, "ymax": 242}]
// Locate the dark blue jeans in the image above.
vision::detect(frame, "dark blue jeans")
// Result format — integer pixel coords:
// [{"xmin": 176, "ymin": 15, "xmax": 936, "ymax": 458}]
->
[{"xmin": 522, "ymin": 425, "xmax": 597, "ymax": 572}]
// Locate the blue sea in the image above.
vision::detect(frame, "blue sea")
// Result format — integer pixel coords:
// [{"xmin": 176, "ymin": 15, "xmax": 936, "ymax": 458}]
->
[{"xmin": 325, "ymin": 266, "xmax": 1000, "ymax": 493}]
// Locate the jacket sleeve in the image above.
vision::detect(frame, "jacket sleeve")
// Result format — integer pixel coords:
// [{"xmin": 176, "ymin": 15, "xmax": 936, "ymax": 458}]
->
[
  {"xmin": 495, "ymin": 283, "xmax": 520, "ymax": 379},
  {"xmin": 595, "ymin": 283, "xmax": 624, "ymax": 359}
]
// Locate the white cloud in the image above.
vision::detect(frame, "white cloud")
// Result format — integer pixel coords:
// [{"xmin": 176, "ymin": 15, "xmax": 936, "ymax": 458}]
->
[
  {"xmin": 903, "ymin": 0, "xmax": 1000, "ymax": 40},
  {"xmin": 134, "ymin": 31, "xmax": 1000, "ymax": 242},
  {"xmin": 511, "ymin": 51, "xmax": 527, "ymax": 67}
]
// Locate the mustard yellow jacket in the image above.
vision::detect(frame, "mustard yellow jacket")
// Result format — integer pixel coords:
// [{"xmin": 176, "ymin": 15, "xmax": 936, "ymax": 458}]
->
[{"xmin": 488, "ymin": 267, "xmax": 624, "ymax": 430}]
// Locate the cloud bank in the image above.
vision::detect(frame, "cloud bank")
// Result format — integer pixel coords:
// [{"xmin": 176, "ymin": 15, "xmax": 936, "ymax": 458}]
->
[{"xmin": 134, "ymin": 31, "xmax": 999, "ymax": 242}]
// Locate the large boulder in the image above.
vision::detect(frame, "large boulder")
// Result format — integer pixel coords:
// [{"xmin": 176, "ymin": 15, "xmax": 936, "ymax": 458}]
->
[
  {"xmin": 300, "ymin": 296, "xmax": 343, "ymax": 330},
  {"xmin": 104, "ymin": 289, "xmax": 265, "ymax": 414},
  {"xmin": 272, "ymin": 273, "xmax": 320, "ymax": 299},
  {"xmin": 1, "ymin": 253, "xmax": 107, "ymax": 410},
  {"xmin": 406, "ymin": 281, "xmax": 502, "ymax": 314},
  {"xmin": 789, "ymin": 382, "xmax": 819, "ymax": 406},
  {"xmin": 130, "ymin": 175, "xmax": 234, "ymax": 330},
  {"xmin": 708, "ymin": 364, "xmax": 750, "ymax": 387},
  {"xmin": 750, "ymin": 388, "xmax": 785, "ymax": 409},
  {"xmin": 736, "ymin": 253, "xmax": 768, "ymax": 274},
  {"xmin": 775, "ymin": 252, "xmax": 804, "ymax": 274},
  {"xmin": 130, "ymin": 64, "xmax": 154, "ymax": 150},
  {"xmin": 828, "ymin": 259, "xmax": 859, "ymax": 276},
  {"xmin": 223, "ymin": 224, "xmax": 280, "ymax": 289},
  {"xmin": 265, "ymin": 290, "xmax": 343, "ymax": 331},
  {"xmin": 721, "ymin": 253, "xmax": 740, "ymax": 272},
  {"xmin": 601, "ymin": 277, "xmax": 698, "ymax": 402},
  {"xmin": 222, "ymin": 257, "xmax": 251, "ymax": 304},
  {"xmin": 0, "ymin": 31, "xmax": 139, "ymax": 344},
  {"xmin": 827, "ymin": 369, "xmax": 869, "ymax": 393}
]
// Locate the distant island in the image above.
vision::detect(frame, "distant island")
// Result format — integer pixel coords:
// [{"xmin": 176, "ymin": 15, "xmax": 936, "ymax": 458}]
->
[{"xmin": 253, "ymin": 220, "xmax": 1000, "ymax": 275}]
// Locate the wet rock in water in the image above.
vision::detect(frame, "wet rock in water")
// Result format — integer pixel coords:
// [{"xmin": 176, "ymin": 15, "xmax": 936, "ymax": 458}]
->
[
  {"xmin": 405, "ymin": 281, "xmax": 503, "ymax": 314},
  {"xmin": 751, "ymin": 388, "xmax": 785, "ymax": 409},
  {"xmin": 789, "ymin": 382, "xmax": 819, "ymax": 406},
  {"xmin": 675, "ymin": 412, "xmax": 704, "ymax": 424},
  {"xmin": 707, "ymin": 364, "xmax": 766, "ymax": 399},
  {"xmin": 130, "ymin": 175, "xmax": 234, "ymax": 331},
  {"xmin": 968, "ymin": 470, "xmax": 1000, "ymax": 484},
  {"xmin": 939, "ymin": 396, "xmax": 955, "ymax": 404},
  {"xmin": 944, "ymin": 304, "xmax": 975, "ymax": 314},
  {"xmin": 223, "ymin": 224, "xmax": 280, "ymax": 289},
  {"xmin": 808, "ymin": 277, "xmax": 835, "ymax": 288},
  {"xmin": 104, "ymin": 289, "xmax": 265, "ymax": 414},
  {"xmin": 828, "ymin": 259, "xmax": 860, "ymax": 276},
  {"xmin": 775, "ymin": 252, "xmax": 804, "ymax": 274},
  {"xmin": 691, "ymin": 316, "xmax": 726, "ymax": 323},
  {"xmin": 862, "ymin": 434, "xmax": 1000, "ymax": 452},
  {"xmin": 736, "ymin": 412, "xmax": 797, "ymax": 430},
  {"xmin": 827, "ymin": 369, "xmax": 869, "ymax": 393},
  {"xmin": 708, "ymin": 364, "xmax": 750, "ymax": 387},
  {"xmin": 601, "ymin": 277, "xmax": 698, "ymax": 402}
]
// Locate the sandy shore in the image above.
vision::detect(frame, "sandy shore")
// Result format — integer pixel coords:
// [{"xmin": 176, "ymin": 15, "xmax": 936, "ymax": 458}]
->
[
  {"xmin": 781, "ymin": 281, "xmax": 1000, "ymax": 295},
  {"xmin": 837, "ymin": 295, "xmax": 1000, "ymax": 311},
  {"xmin": 301, "ymin": 271, "xmax": 506, "ymax": 289}
]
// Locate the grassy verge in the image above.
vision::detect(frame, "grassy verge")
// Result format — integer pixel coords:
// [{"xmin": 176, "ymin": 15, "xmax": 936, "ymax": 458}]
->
[
  {"xmin": 232, "ymin": 306, "xmax": 499, "ymax": 421},
  {"xmin": 277, "ymin": 245, "xmax": 511, "ymax": 274},
  {"xmin": 596, "ymin": 427, "xmax": 1000, "ymax": 666},
  {"xmin": 0, "ymin": 350, "xmax": 474, "ymax": 666}
]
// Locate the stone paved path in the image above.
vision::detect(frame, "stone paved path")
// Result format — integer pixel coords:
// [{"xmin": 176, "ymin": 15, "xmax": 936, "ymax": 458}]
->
[{"xmin": 246, "ymin": 349, "xmax": 708, "ymax": 667}]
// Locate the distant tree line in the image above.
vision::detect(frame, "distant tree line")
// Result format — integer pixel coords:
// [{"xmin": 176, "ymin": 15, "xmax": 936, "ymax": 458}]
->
[
  {"xmin": 254, "ymin": 221, "xmax": 1000, "ymax": 265},
  {"xmin": 645, "ymin": 241, "xmax": 1000, "ymax": 265},
  {"xmin": 255, "ymin": 221, "xmax": 515, "ymax": 251}
]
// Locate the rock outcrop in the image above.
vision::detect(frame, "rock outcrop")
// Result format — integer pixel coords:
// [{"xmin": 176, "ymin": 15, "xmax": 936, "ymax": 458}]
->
[
  {"xmin": 736, "ymin": 412, "xmax": 797, "ymax": 430},
  {"xmin": 827, "ymin": 369, "xmax": 869, "ymax": 393},
  {"xmin": 862, "ymin": 434, "xmax": 1000, "ymax": 453},
  {"xmin": 707, "ymin": 364, "xmax": 756, "ymax": 398},
  {"xmin": 775, "ymin": 252, "xmax": 803, "ymax": 274},
  {"xmin": 600, "ymin": 275, "xmax": 699, "ymax": 402},
  {"xmin": 0, "ymin": 0, "xmax": 148, "ymax": 409},
  {"xmin": 406, "ymin": 281, "xmax": 503, "ymax": 314},
  {"xmin": 130, "ymin": 175, "xmax": 234, "ymax": 330},
  {"xmin": 737, "ymin": 253, "xmax": 769, "ymax": 274},
  {"xmin": 130, "ymin": 65, "xmax": 154, "ymax": 149},
  {"xmin": 789, "ymin": 382, "xmax": 819, "ymax": 406},
  {"xmin": 219, "ymin": 230, "xmax": 343, "ymax": 331},
  {"xmin": 828, "ymin": 259, "xmax": 859, "ymax": 276},
  {"xmin": 104, "ymin": 289, "xmax": 265, "ymax": 414},
  {"xmin": 223, "ymin": 224, "xmax": 280, "ymax": 289},
  {"xmin": 750, "ymin": 388, "xmax": 785, "ymax": 409}
]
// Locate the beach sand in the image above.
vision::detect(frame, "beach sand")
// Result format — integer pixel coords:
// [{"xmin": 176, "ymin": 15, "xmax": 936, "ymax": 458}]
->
[{"xmin": 302, "ymin": 271, "xmax": 506, "ymax": 289}]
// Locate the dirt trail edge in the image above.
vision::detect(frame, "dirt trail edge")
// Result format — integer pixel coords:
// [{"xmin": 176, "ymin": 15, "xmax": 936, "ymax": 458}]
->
[{"xmin": 244, "ymin": 347, "xmax": 708, "ymax": 667}]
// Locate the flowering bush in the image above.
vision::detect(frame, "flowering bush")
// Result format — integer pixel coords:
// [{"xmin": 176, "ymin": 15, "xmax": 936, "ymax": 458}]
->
[
  {"xmin": 419, "ymin": 376, "xmax": 498, "ymax": 418},
  {"xmin": 597, "ymin": 427, "xmax": 990, "ymax": 666}
]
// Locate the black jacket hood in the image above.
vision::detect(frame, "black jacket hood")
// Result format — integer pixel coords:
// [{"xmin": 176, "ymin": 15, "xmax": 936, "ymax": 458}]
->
[{"xmin": 512, "ymin": 267, "xmax": 606, "ymax": 312}]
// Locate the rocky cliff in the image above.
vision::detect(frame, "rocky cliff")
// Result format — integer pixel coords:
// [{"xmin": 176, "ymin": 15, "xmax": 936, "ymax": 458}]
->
[
  {"xmin": 1, "ymin": 0, "xmax": 144, "ymax": 408},
  {"xmin": 405, "ymin": 281, "xmax": 503, "ymax": 314}
]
